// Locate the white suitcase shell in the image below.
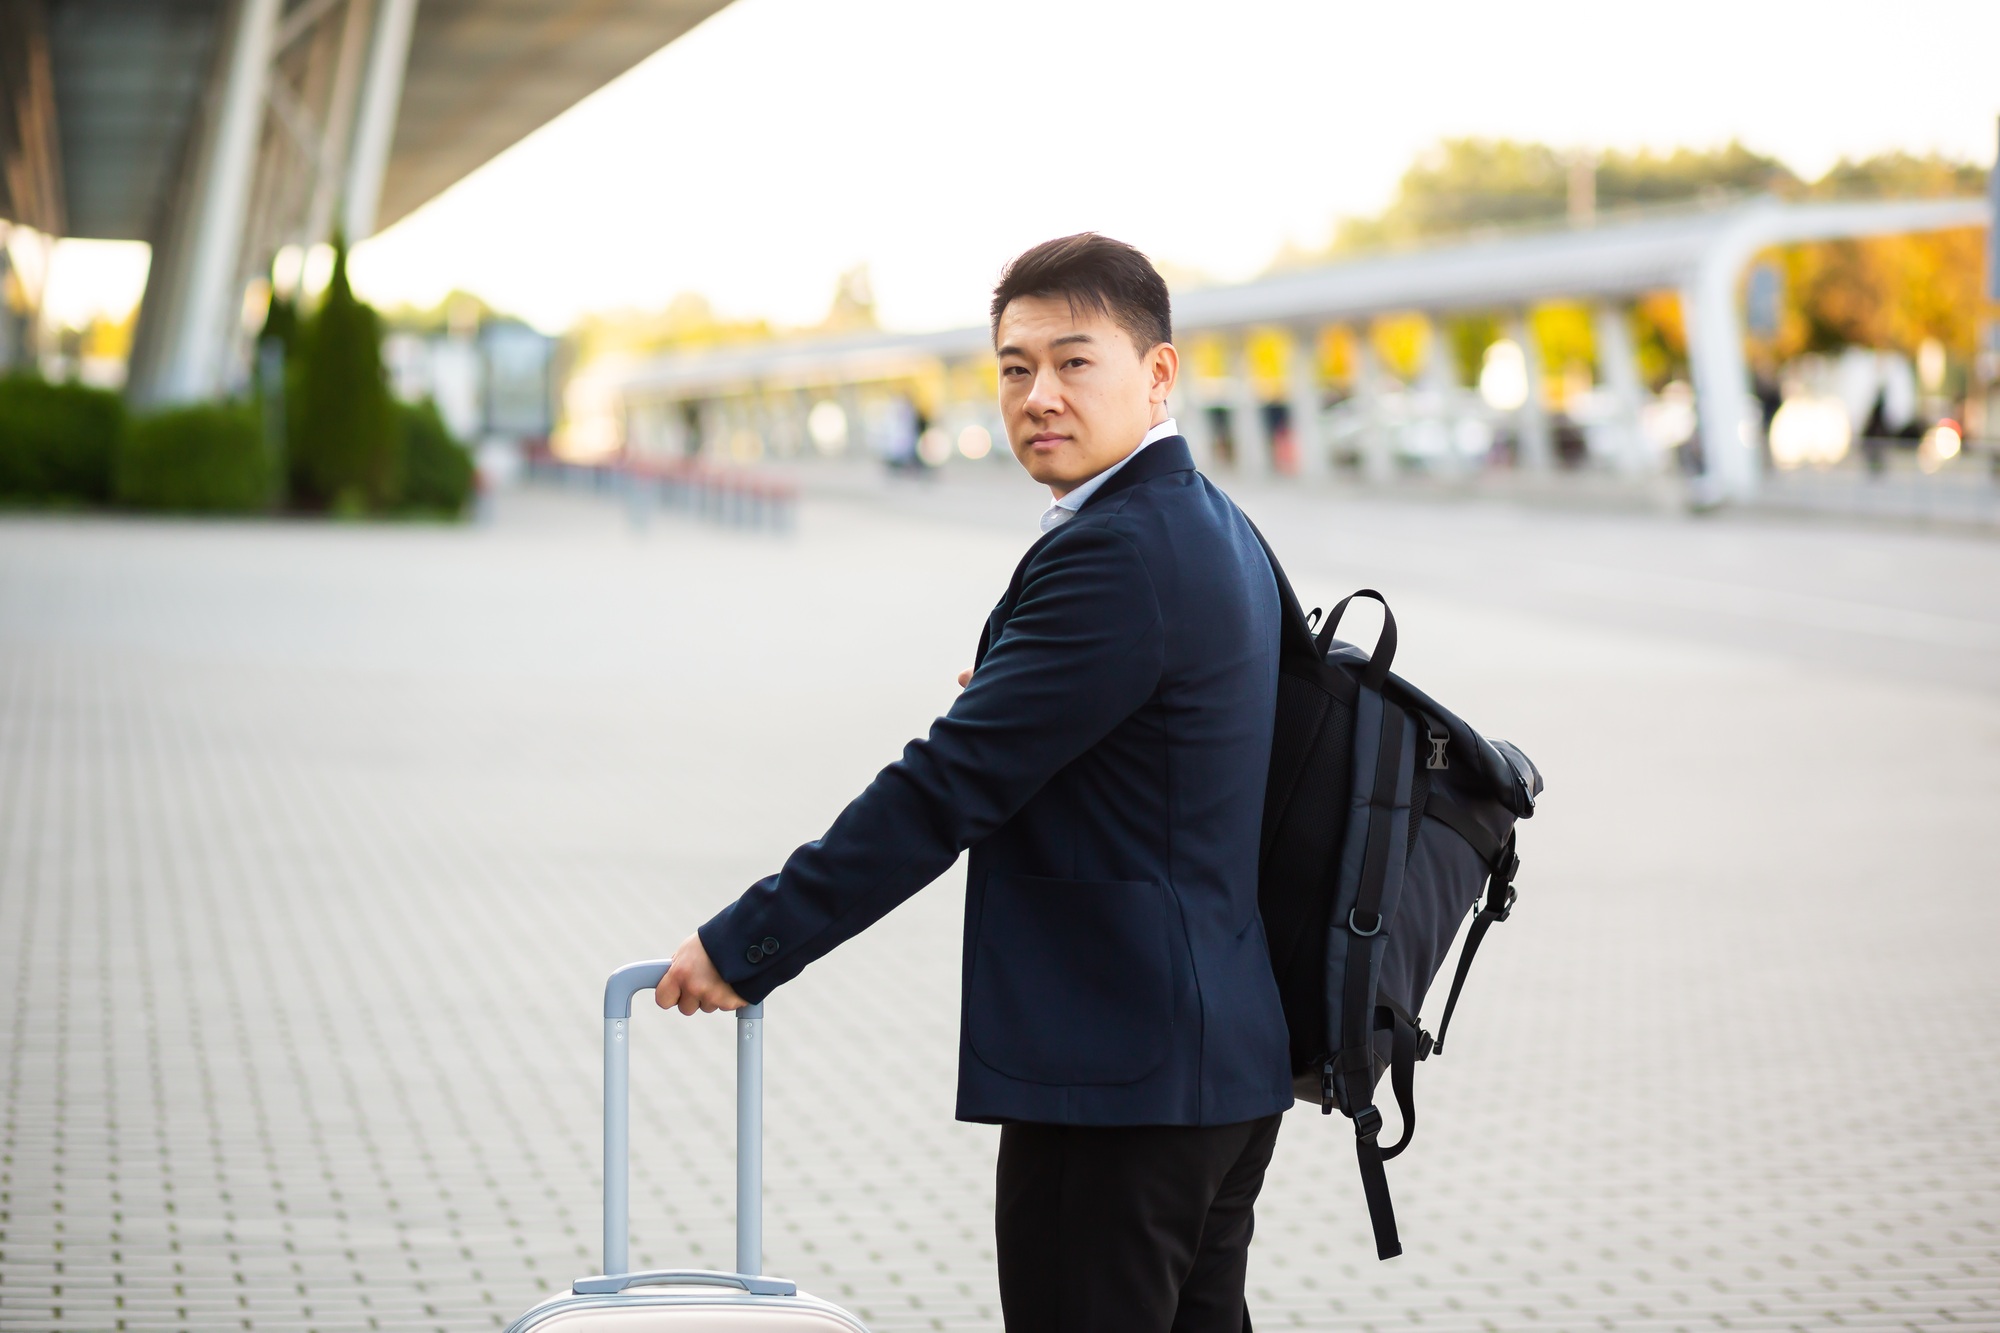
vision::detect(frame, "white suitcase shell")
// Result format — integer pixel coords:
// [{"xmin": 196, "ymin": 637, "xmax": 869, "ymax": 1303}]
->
[
  {"xmin": 504, "ymin": 963, "xmax": 869, "ymax": 1332},
  {"xmin": 506, "ymin": 1277, "xmax": 867, "ymax": 1331}
]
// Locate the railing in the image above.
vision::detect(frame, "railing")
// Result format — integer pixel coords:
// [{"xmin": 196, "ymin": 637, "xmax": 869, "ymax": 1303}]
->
[{"xmin": 525, "ymin": 448, "xmax": 797, "ymax": 533}]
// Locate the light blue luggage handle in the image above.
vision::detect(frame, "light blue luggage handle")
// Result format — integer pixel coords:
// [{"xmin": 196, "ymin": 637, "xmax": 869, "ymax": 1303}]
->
[
  {"xmin": 601, "ymin": 960, "xmax": 764, "ymax": 1282},
  {"xmin": 573, "ymin": 1270, "xmax": 795, "ymax": 1297}
]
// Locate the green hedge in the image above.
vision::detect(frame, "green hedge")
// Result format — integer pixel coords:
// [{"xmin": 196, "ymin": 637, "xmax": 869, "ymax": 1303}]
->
[
  {"xmin": 397, "ymin": 400, "xmax": 475, "ymax": 515},
  {"xmin": 115, "ymin": 403, "xmax": 271, "ymax": 513},
  {"xmin": 289, "ymin": 242, "xmax": 398, "ymax": 511},
  {"xmin": 0, "ymin": 376, "xmax": 124, "ymax": 504}
]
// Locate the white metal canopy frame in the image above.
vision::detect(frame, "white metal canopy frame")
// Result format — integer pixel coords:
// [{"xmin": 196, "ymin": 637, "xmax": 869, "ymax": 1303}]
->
[{"xmin": 609, "ymin": 195, "xmax": 1991, "ymax": 505}]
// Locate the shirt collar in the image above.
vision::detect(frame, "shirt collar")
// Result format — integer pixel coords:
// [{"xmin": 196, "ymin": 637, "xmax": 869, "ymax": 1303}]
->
[{"xmin": 1038, "ymin": 418, "xmax": 1179, "ymax": 533}]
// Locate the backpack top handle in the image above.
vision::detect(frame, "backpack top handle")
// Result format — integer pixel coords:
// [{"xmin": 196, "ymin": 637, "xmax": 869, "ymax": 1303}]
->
[{"xmin": 1316, "ymin": 589, "xmax": 1397, "ymax": 691}]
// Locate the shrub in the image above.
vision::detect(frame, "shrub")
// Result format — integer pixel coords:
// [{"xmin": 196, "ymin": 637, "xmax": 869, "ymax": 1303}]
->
[
  {"xmin": 0, "ymin": 375, "xmax": 124, "ymax": 503},
  {"xmin": 116, "ymin": 404, "xmax": 270, "ymax": 513},
  {"xmin": 397, "ymin": 400, "xmax": 475, "ymax": 515},
  {"xmin": 289, "ymin": 237, "xmax": 398, "ymax": 511}
]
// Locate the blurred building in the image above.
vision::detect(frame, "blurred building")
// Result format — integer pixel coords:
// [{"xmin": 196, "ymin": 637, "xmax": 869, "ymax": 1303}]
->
[
  {"xmin": 384, "ymin": 317, "xmax": 554, "ymax": 444},
  {"xmin": 602, "ymin": 197, "xmax": 1990, "ymax": 505},
  {"xmin": 0, "ymin": 0, "xmax": 732, "ymax": 395}
]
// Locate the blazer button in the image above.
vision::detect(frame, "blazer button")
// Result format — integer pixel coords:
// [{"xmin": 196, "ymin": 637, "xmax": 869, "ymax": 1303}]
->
[
  {"xmin": 745, "ymin": 945, "xmax": 764, "ymax": 964},
  {"xmin": 761, "ymin": 937, "xmax": 780, "ymax": 954}
]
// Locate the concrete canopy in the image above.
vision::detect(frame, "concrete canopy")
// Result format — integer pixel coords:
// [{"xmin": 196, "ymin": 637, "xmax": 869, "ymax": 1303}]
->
[
  {"xmin": 375, "ymin": 0, "xmax": 729, "ymax": 231},
  {"xmin": 36, "ymin": 0, "xmax": 732, "ymax": 243}
]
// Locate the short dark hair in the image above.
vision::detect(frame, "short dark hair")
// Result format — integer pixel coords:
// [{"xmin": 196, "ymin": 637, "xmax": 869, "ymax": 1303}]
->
[{"xmin": 990, "ymin": 232, "xmax": 1172, "ymax": 354}]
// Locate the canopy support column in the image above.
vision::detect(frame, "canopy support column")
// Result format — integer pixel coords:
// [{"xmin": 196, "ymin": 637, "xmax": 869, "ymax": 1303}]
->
[
  {"xmin": 1229, "ymin": 337, "xmax": 1269, "ymax": 478},
  {"xmin": 1509, "ymin": 312, "xmax": 1553, "ymax": 472},
  {"xmin": 1176, "ymin": 368, "xmax": 1213, "ymax": 469},
  {"xmin": 130, "ymin": 0, "xmax": 283, "ymax": 405},
  {"xmin": 1684, "ymin": 254, "xmax": 1758, "ymax": 503},
  {"xmin": 340, "ymin": 0, "xmax": 417, "ymax": 241},
  {"xmin": 1593, "ymin": 302, "xmax": 1651, "ymax": 476},
  {"xmin": 1287, "ymin": 328, "xmax": 1326, "ymax": 479},
  {"xmin": 1355, "ymin": 330, "xmax": 1392, "ymax": 484}
]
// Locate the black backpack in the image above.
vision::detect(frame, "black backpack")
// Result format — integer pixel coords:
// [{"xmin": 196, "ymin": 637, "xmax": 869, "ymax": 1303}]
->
[{"xmin": 1254, "ymin": 542, "xmax": 1543, "ymax": 1261}]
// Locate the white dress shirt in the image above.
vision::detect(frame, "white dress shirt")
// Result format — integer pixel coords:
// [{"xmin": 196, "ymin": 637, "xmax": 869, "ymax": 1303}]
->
[{"xmin": 1038, "ymin": 418, "xmax": 1180, "ymax": 533}]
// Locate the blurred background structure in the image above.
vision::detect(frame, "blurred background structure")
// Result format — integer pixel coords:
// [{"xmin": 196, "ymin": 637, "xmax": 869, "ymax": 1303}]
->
[
  {"xmin": 5, "ymin": 2, "xmax": 1999, "ymax": 523},
  {"xmin": 594, "ymin": 194, "xmax": 1990, "ymax": 510},
  {"xmin": 0, "ymin": 0, "xmax": 727, "ymax": 403}
]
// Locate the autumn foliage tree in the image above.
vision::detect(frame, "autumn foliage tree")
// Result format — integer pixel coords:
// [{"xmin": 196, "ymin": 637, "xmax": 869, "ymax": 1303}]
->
[
  {"xmin": 1314, "ymin": 140, "xmax": 1989, "ymax": 388},
  {"xmin": 1759, "ymin": 154, "xmax": 1990, "ymax": 366}
]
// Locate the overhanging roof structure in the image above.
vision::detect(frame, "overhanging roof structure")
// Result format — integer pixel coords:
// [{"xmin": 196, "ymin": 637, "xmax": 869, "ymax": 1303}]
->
[
  {"xmin": 376, "ymin": 0, "xmax": 728, "ymax": 230},
  {"xmin": 34, "ymin": 0, "xmax": 731, "ymax": 241},
  {"xmin": 8, "ymin": 0, "xmax": 736, "ymax": 400}
]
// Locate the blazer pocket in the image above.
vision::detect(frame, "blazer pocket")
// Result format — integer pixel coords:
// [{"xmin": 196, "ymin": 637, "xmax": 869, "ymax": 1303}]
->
[{"xmin": 967, "ymin": 874, "xmax": 1175, "ymax": 1086}]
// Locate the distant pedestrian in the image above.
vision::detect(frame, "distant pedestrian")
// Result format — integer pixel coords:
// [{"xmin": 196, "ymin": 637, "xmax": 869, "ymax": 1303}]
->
[{"xmin": 656, "ymin": 233, "xmax": 1290, "ymax": 1332}]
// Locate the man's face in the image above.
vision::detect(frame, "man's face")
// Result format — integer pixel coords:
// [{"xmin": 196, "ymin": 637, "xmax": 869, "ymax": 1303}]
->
[{"xmin": 995, "ymin": 295, "xmax": 1177, "ymax": 496}]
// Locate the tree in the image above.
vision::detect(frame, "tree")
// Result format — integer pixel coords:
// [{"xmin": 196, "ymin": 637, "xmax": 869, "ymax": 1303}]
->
[
  {"xmin": 1757, "ymin": 153, "xmax": 1987, "ymax": 363},
  {"xmin": 288, "ymin": 235, "xmax": 398, "ymax": 511},
  {"xmin": 1327, "ymin": 138, "xmax": 1797, "ymax": 253},
  {"xmin": 1309, "ymin": 140, "xmax": 1985, "ymax": 381}
]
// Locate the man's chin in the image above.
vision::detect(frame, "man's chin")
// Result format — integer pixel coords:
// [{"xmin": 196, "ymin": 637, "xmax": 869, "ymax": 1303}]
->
[{"xmin": 1015, "ymin": 451, "xmax": 1080, "ymax": 493}]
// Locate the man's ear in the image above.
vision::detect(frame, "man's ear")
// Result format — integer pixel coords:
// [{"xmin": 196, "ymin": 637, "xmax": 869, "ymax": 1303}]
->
[{"xmin": 1149, "ymin": 343, "xmax": 1179, "ymax": 405}]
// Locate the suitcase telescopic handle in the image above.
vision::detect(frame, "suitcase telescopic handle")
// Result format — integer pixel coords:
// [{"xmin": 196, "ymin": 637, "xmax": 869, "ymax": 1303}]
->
[{"xmin": 601, "ymin": 961, "xmax": 764, "ymax": 1281}]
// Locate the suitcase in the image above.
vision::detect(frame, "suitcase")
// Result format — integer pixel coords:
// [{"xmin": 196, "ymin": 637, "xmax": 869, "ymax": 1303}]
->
[{"xmin": 504, "ymin": 960, "xmax": 871, "ymax": 1331}]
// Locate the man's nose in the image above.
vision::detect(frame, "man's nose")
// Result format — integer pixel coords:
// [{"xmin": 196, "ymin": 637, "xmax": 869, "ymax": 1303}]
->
[{"xmin": 1024, "ymin": 367, "xmax": 1063, "ymax": 416}]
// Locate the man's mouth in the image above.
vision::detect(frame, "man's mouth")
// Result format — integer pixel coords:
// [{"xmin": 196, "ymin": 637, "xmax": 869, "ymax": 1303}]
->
[{"xmin": 1029, "ymin": 433, "xmax": 1068, "ymax": 447}]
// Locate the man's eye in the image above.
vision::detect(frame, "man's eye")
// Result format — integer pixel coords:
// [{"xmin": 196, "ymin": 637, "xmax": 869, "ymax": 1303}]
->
[
  {"xmin": 1002, "ymin": 366, "xmax": 1026, "ymax": 377},
  {"xmin": 1064, "ymin": 358, "xmax": 1088, "ymax": 369}
]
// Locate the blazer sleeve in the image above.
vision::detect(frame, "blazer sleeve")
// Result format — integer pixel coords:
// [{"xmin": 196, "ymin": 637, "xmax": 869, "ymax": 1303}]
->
[{"xmin": 698, "ymin": 523, "xmax": 1164, "ymax": 1002}]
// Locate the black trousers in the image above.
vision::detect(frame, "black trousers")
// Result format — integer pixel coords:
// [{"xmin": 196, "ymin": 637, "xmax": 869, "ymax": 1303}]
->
[{"xmin": 994, "ymin": 1114, "xmax": 1282, "ymax": 1333}]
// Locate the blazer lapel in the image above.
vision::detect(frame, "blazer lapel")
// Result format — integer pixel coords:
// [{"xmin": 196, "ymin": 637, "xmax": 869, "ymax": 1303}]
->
[{"xmin": 974, "ymin": 436, "xmax": 1195, "ymax": 667}]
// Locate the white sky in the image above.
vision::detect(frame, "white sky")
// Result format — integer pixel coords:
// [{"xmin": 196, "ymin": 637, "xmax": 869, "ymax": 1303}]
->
[{"xmin": 44, "ymin": 0, "xmax": 2000, "ymax": 334}]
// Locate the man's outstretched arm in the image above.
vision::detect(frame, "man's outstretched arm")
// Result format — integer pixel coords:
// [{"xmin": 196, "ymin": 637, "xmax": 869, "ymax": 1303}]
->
[{"xmin": 658, "ymin": 523, "xmax": 1164, "ymax": 1013}]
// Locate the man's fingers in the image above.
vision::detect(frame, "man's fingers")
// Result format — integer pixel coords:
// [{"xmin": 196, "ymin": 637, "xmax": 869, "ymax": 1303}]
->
[{"xmin": 654, "ymin": 933, "xmax": 745, "ymax": 1017}]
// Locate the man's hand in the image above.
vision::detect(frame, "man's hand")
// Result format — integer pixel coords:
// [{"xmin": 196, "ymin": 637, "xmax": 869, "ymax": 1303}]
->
[
  {"xmin": 957, "ymin": 668, "xmax": 972, "ymax": 687},
  {"xmin": 655, "ymin": 932, "xmax": 746, "ymax": 1015}
]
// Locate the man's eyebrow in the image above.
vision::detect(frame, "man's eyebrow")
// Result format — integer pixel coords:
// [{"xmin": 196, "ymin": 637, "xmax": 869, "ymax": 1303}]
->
[{"xmin": 995, "ymin": 333, "xmax": 1097, "ymax": 358}]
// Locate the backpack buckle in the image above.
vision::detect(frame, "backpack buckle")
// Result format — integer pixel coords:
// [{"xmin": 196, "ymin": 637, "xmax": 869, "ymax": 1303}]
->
[
  {"xmin": 1425, "ymin": 726, "xmax": 1449, "ymax": 770},
  {"xmin": 1353, "ymin": 1104, "xmax": 1384, "ymax": 1140},
  {"xmin": 1348, "ymin": 909, "xmax": 1383, "ymax": 937}
]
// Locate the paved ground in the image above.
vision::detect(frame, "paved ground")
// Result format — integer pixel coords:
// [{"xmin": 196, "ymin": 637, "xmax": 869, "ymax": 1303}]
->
[{"xmin": 2, "ymin": 471, "xmax": 1997, "ymax": 1333}]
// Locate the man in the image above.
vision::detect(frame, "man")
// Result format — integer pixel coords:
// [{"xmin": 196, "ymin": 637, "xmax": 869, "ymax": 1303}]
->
[{"xmin": 656, "ymin": 233, "xmax": 1291, "ymax": 1332}]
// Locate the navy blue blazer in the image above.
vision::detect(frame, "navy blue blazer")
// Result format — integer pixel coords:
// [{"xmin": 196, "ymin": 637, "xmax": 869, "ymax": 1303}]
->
[{"xmin": 699, "ymin": 436, "xmax": 1293, "ymax": 1126}]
